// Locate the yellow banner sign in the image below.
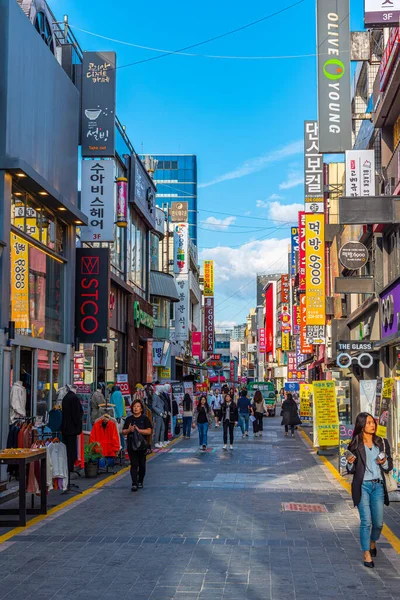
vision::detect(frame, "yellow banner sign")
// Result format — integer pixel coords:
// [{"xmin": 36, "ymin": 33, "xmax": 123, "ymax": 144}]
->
[
  {"xmin": 377, "ymin": 377, "xmax": 393, "ymax": 438},
  {"xmin": 282, "ymin": 332, "xmax": 290, "ymax": 351},
  {"xmin": 313, "ymin": 380, "xmax": 339, "ymax": 446},
  {"xmin": 300, "ymin": 384, "xmax": 313, "ymax": 419},
  {"xmin": 305, "ymin": 214, "xmax": 325, "ymax": 325},
  {"xmin": 10, "ymin": 233, "xmax": 29, "ymax": 330},
  {"xmin": 159, "ymin": 367, "xmax": 171, "ymax": 379},
  {"xmin": 203, "ymin": 260, "xmax": 214, "ymax": 297}
]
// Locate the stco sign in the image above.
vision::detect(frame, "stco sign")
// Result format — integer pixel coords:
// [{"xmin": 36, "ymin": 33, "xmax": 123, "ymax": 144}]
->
[{"xmin": 75, "ymin": 248, "xmax": 110, "ymax": 343}]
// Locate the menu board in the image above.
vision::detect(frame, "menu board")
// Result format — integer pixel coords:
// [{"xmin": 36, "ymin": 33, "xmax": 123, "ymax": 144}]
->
[
  {"xmin": 313, "ymin": 381, "xmax": 339, "ymax": 446},
  {"xmin": 338, "ymin": 423, "xmax": 354, "ymax": 475},
  {"xmin": 299, "ymin": 384, "xmax": 313, "ymax": 422}
]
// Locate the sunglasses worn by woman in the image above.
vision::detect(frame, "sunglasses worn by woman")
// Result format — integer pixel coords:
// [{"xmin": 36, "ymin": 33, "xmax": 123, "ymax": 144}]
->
[{"xmin": 346, "ymin": 412, "xmax": 393, "ymax": 568}]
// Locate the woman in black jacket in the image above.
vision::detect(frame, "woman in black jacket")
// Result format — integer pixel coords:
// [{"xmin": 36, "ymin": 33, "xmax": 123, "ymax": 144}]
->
[
  {"xmin": 346, "ymin": 412, "xmax": 393, "ymax": 568},
  {"xmin": 280, "ymin": 393, "xmax": 301, "ymax": 437},
  {"xmin": 220, "ymin": 394, "xmax": 238, "ymax": 450}
]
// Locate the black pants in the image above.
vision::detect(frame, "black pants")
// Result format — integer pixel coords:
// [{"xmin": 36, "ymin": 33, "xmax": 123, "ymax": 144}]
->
[
  {"xmin": 285, "ymin": 425, "xmax": 294, "ymax": 434},
  {"xmin": 128, "ymin": 449, "xmax": 147, "ymax": 486},
  {"xmin": 63, "ymin": 434, "xmax": 78, "ymax": 473},
  {"xmin": 223, "ymin": 421, "xmax": 235, "ymax": 445},
  {"xmin": 164, "ymin": 416, "xmax": 170, "ymax": 441},
  {"xmin": 255, "ymin": 413, "xmax": 264, "ymax": 432}
]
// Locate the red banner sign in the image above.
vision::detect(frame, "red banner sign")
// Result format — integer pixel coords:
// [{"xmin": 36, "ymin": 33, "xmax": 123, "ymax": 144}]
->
[
  {"xmin": 298, "ymin": 211, "xmax": 306, "ymax": 292},
  {"xmin": 230, "ymin": 360, "xmax": 235, "ymax": 381},
  {"xmin": 258, "ymin": 328, "xmax": 266, "ymax": 353},
  {"xmin": 300, "ymin": 293, "xmax": 313, "ymax": 354},
  {"xmin": 287, "ymin": 351, "xmax": 306, "ymax": 381},
  {"xmin": 281, "ymin": 274, "xmax": 289, "ymax": 304},
  {"xmin": 265, "ymin": 284, "xmax": 274, "ymax": 354},
  {"xmin": 192, "ymin": 331, "xmax": 202, "ymax": 358},
  {"xmin": 204, "ymin": 298, "xmax": 214, "ymax": 352}
]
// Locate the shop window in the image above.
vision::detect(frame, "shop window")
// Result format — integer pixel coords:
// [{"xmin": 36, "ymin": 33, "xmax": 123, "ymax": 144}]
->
[{"xmin": 10, "ymin": 232, "xmax": 64, "ymax": 342}]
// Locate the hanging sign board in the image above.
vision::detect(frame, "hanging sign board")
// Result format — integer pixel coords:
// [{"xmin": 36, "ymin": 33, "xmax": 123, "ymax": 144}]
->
[{"xmin": 339, "ymin": 241, "xmax": 368, "ymax": 270}]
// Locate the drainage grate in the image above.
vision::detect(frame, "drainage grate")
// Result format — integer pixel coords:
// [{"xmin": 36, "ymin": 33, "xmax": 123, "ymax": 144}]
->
[{"xmin": 281, "ymin": 502, "xmax": 328, "ymax": 513}]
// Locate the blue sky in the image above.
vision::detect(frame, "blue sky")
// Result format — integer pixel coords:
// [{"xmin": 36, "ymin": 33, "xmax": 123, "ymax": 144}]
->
[{"xmin": 51, "ymin": 0, "xmax": 364, "ymax": 326}]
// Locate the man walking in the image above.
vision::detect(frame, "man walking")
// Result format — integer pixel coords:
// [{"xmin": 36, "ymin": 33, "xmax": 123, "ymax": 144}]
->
[{"xmin": 237, "ymin": 389, "xmax": 251, "ymax": 438}]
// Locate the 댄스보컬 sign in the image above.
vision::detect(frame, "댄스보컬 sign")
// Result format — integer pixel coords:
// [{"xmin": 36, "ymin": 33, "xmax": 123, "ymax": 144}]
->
[{"xmin": 313, "ymin": 381, "xmax": 339, "ymax": 446}]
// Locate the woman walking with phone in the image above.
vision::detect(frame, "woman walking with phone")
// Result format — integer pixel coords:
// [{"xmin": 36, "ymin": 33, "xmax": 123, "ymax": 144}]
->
[
  {"xmin": 346, "ymin": 412, "xmax": 393, "ymax": 568},
  {"xmin": 221, "ymin": 393, "xmax": 238, "ymax": 450}
]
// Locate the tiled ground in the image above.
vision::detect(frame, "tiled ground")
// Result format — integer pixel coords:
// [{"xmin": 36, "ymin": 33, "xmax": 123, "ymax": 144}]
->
[{"xmin": 1, "ymin": 417, "xmax": 400, "ymax": 599}]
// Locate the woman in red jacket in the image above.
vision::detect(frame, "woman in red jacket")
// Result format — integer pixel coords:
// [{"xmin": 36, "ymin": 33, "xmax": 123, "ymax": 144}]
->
[{"xmin": 122, "ymin": 400, "xmax": 152, "ymax": 492}]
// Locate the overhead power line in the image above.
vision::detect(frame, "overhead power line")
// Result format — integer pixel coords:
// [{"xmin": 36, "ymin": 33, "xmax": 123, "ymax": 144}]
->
[
  {"xmin": 199, "ymin": 208, "xmax": 297, "ymax": 224},
  {"xmin": 71, "ymin": 0, "xmax": 307, "ymax": 70}
]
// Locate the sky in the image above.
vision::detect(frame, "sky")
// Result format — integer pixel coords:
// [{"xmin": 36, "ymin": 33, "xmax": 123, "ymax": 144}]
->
[{"xmin": 51, "ymin": 0, "xmax": 365, "ymax": 327}]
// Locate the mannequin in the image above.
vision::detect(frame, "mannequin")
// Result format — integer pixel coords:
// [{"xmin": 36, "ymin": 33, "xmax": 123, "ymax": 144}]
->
[
  {"xmin": 10, "ymin": 381, "xmax": 27, "ymax": 423},
  {"xmin": 61, "ymin": 385, "xmax": 83, "ymax": 484},
  {"xmin": 152, "ymin": 385, "xmax": 167, "ymax": 448},
  {"xmin": 160, "ymin": 384, "xmax": 172, "ymax": 442}
]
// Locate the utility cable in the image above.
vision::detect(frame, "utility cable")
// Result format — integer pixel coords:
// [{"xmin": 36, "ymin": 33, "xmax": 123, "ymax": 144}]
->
[{"xmin": 72, "ymin": 0, "xmax": 307, "ymax": 70}]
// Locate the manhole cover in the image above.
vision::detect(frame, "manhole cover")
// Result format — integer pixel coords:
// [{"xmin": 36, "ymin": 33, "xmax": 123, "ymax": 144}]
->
[{"xmin": 282, "ymin": 502, "xmax": 328, "ymax": 513}]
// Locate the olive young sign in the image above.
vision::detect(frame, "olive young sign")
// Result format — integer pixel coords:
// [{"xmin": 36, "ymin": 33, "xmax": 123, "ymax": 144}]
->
[
  {"xmin": 317, "ymin": 0, "xmax": 351, "ymax": 153},
  {"xmin": 305, "ymin": 214, "xmax": 325, "ymax": 343}
]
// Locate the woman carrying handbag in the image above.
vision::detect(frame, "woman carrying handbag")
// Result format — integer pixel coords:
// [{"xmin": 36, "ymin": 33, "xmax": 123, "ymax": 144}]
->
[
  {"xmin": 280, "ymin": 393, "xmax": 301, "ymax": 437},
  {"xmin": 346, "ymin": 412, "xmax": 394, "ymax": 568}
]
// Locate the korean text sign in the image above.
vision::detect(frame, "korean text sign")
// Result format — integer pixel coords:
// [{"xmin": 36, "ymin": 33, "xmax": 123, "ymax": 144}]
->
[
  {"xmin": 203, "ymin": 260, "xmax": 214, "ymax": 296},
  {"xmin": 175, "ymin": 275, "xmax": 189, "ymax": 341},
  {"xmin": 81, "ymin": 51, "xmax": 116, "ymax": 157},
  {"xmin": 313, "ymin": 381, "xmax": 339, "ymax": 446},
  {"xmin": 11, "ymin": 233, "xmax": 29, "ymax": 330},
  {"xmin": 75, "ymin": 248, "xmax": 110, "ymax": 343},
  {"xmin": 305, "ymin": 214, "xmax": 325, "ymax": 325},
  {"xmin": 81, "ymin": 159, "xmax": 115, "ymax": 242},
  {"xmin": 304, "ymin": 121, "xmax": 323, "ymax": 197},
  {"xmin": 298, "ymin": 212, "xmax": 306, "ymax": 291},
  {"xmin": 300, "ymin": 384, "xmax": 313, "ymax": 421},
  {"xmin": 290, "ymin": 227, "xmax": 299, "ymax": 277},
  {"xmin": 258, "ymin": 328, "xmax": 266, "ymax": 353},
  {"xmin": 174, "ymin": 224, "xmax": 189, "ymax": 274}
]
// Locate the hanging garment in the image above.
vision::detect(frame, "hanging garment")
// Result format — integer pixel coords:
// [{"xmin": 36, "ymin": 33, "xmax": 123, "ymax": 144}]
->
[
  {"xmin": 90, "ymin": 419, "xmax": 120, "ymax": 457},
  {"xmin": 48, "ymin": 409, "xmax": 62, "ymax": 434},
  {"xmin": 91, "ymin": 390, "xmax": 105, "ymax": 423},
  {"xmin": 110, "ymin": 390, "xmax": 125, "ymax": 420},
  {"xmin": 47, "ymin": 442, "xmax": 68, "ymax": 490},
  {"xmin": 10, "ymin": 382, "xmax": 27, "ymax": 423},
  {"xmin": 61, "ymin": 391, "xmax": 83, "ymax": 436}
]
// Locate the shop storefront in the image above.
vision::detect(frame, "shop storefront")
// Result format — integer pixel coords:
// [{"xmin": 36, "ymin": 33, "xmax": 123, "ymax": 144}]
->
[{"xmin": 127, "ymin": 294, "xmax": 154, "ymax": 385}]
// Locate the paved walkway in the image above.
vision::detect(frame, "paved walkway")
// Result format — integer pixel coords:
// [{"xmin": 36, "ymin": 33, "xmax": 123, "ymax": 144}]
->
[{"xmin": 1, "ymin": 417, "xmax": 400, "ymax": 600}]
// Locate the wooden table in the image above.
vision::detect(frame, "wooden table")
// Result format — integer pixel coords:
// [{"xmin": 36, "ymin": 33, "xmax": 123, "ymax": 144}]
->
[{"xmin": 0, "ymin": 448, "xmax": 47, "ymax": 527}]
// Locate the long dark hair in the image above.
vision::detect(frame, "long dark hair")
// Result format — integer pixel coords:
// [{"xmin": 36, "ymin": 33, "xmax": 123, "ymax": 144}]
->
[
  {"xmin": 349, "ymin": 412, "xmax": 379, "ymax": 451},
  {"xmin": 286, "ymin": 393, "xmax": 294, "ymax": 403},
  {"xmin": 197, "ymin": 394, "xmax": 209, "ymax": 411},
  {"xmin": 253, "ymin": 390, "xmax": 263, "ymax": 404},
  {"xmin": 183, "ymin": 393, "xmax": 193, "ymax": 412}
]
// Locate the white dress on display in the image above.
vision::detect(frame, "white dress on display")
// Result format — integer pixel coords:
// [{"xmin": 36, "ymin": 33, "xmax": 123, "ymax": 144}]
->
[{"xmin": 10, "ymin": 381, "xmax": 27, "ymax": 423}]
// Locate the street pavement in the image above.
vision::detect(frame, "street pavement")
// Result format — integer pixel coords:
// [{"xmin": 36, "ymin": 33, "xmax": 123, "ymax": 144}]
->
[{"xmin": 1, "ymin": 416, "xmax": 400, "ymax": 599}]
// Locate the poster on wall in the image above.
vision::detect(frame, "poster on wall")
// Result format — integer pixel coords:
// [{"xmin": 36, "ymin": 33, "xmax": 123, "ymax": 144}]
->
[
  {"xmin": 377, "ymin": 378, "xmax": 394, "ymax": 438},
  {"xmin": 81, "ymin": 51, "xmax": 116, "ymax": 157},
  {"xmin": 338, "ymin": 423, "xmax": 354, "ymax": 475},
  {"xmin": 360, "ymin": 380, "xmax": 377, "ymax": 415},
  {"xmin": 313, "ymin": 380, "xmax": 339, "ymax": 446}
]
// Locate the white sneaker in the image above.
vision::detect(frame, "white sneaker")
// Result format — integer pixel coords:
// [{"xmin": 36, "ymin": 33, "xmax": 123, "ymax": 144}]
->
[
  {"xmin": 230, "ymin": 445, "xmax": 233, "ymax": 450},
  {"xmin": 162, "ymin": 442, "xmax": 168, "ymax": 447},
  {"xmin": 223, "ymin": 444, "xmax": 227, "ymax": 450},
  {"xmin": 155, "ymin": 443, "xmax": 162, "ymax": 449}
]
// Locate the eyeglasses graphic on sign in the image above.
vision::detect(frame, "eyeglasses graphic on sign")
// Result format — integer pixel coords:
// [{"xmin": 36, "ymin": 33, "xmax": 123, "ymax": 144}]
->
[{"xmin": 336, "ymin": 353, "xmax": 374, "ymax": 369}]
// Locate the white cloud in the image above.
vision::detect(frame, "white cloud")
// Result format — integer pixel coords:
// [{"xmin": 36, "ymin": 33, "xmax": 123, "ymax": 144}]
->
[
  {"xmin": 256, "ymin": 193, "xmax": 284, "ymax": 209},
  {"xmin": 202, "ymin": 216, "xmax": 236, "ymax": 231},
  {"xmin": 268, "ymin": 201, "xmax": 303, "ymax": 222},
  {"xmin": 199, "ymin": 140, "xmax": 303, "ymax": 188},
  {"xmin": 279, "ymin": 170, "xmax": 304, "ymax": 190},
  {"xmin": 215, "ymin": 321, "xmax": 238, "ymax": 330}
]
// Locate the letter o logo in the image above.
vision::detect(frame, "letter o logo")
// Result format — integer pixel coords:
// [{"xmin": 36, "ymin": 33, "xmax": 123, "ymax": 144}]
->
[{"xmin": 323, "ymin": 58, "xmax": 345, "ymax": 80}]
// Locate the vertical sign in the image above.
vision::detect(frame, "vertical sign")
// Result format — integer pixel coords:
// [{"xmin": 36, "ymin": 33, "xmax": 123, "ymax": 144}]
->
[
  {"xmin": 10, "ymin": 233, "xmax": 29, "ymax": 330},
  {"xmin": 298, "ymin": 211, "xmax": 306, "ymax": 291},
  {"xmin": 282, "ymin": 332, "xmax": 290, "ymax": 351},
  {"xmin": 204, "ymin": 298, "xmax": 215, "ymax": 352},
  {"xmin": 170, "ymin": 201, "xmax": 189, "ymax": 222},
  {"xmin": 258, "ymin": 328, "xmax": 266, "ymax": 352},
  {"xmin": 313, "ymin": 381, "xmax": 339, "ymax": 446},
  {"xmin": 290, "ymin": 228, "xmax": 299, "ymax": 277},
  {"xmin": 81, "ymin": 159, "xmax": 115, "ymax": 242},
  {"xmin": 75, "ymin": 248, "xmax": 110, "ymax": 343},
  {"xmin": 296, "ymin": 336, "xmax": 306, "ymax": 369},
  {"xmin": 300, "ymin": 383, "xmax": 313, "ymax": 422},
  {"xmin": 192, "ymin": 331, "xmax": 202, "ymax": 358},
  {"xmin": 281, "ymin": 274, "xmax": 289, "ymax": 303},
  {"xmin": 364, "ymin": 0, "xmax": 400, "ymax": 27},
  {"xmin": 175, "ymin": 275, "xmax": 189, "ymax": 341},
  {"xmin": 317, "ymin": 0, "xmax": 351, "ymax": 153},
  {"xmin": 265, "ymin": 283, "xmax": 275, "ymax": 354},
  {"xmin": 287, "ymin": 352, "xmax": 305, "ymax": 381},
  {"xmin": 81, "ymin": 51, "xmax": 116, "ymax": 157},
  {"xmin": 174, "ymin": 224, "xmax": 189, "ymax": 274},
  {"xmin": 293, "ymin": 304, "xmax": 301, "ymax": 335},
  {"xmin": 203, "ymin": 260, "xmax": 214, "ymax": 296},
  {"xmin": 146, "ymin": 342, "xmax": 153, "ymax": 383},
  {"xmin": 305, "ymin": 213, "xmax": 325, "ymax": 344},
  {"xmin": 230, "ymin": 360, "xmax": 235, "ymax": 382},
  {"xmin": 300, "ymin": 293, "xmax": 313, "ymax": 354},
  {"xmin": 304, "ymin": 121, "xmax": 324, "ymax": 197},
  {"xmin": 345, "ymin": 150, "xmax": 375, "ymax": 197}
]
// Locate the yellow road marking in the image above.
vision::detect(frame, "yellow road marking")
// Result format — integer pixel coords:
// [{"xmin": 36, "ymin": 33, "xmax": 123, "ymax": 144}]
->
[
  {"xmin": 0, "ymin": 435, "xmax": 182, "ymax": 545},
  {"xmin": 299, "ymin": 428, "xmax": 400, "ymax": 555}
]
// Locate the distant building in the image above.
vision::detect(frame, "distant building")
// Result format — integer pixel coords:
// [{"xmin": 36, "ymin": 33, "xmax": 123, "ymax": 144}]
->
[
  {"xmin": 143, "ymin": 154, "xmax": 198, "ymax": 245},
  {"xmin": 232, "ymin": 323, "xmax": 246, "ymax": 340}
]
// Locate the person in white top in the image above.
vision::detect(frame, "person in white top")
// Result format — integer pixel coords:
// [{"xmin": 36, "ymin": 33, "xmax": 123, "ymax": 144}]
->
[{"xmin": 211, "ymin": 390, "xmax": 222, "ymax": 427}]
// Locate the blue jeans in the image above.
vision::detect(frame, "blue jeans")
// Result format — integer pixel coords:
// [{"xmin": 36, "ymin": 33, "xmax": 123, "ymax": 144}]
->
[
  {"xmin": 239, "ymin": 413, "xmax": 249, "ymax": 434},
  {"xmin": 357, "ymin": 480, "xmax": 385, "ymax": 551},
  {"xmin": 183, "ymin": 416, "xmax": 192, "ymax": 437},
  {"xmin": 197, "ymin": 422, "xmax": 208, "ymax": 446},
  {"xmin": 172, "ymin": 416, "xmax": 177, "ymax": 436}
]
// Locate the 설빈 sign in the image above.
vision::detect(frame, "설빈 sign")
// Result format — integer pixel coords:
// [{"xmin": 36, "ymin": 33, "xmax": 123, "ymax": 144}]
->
[
  {"xmin": 317, "ymin": 0, "xmax": 352, "ymax": 153},
  {"xmin": 75, "ymin": 248, "xmax": 110, "ymax": 343},
  {"xmin": 80, "ymin": 159, "xmax": 115, "ymax": 242},
  {"xmin": 203, "ymin": 260, "xmax": 214, "ymax": 297},
  {"xmin": 81, "ymin": 51, "xmax": 116, "ymax": 157},
  {"xmin": 305, "ymin": 213, "xmax": 325, "ymax": 344}
]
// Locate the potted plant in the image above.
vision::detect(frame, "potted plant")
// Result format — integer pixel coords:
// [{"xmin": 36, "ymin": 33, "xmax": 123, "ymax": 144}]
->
[{"xmin": 84, "ymin": 442, "xmax": 103, "ymax": 478}]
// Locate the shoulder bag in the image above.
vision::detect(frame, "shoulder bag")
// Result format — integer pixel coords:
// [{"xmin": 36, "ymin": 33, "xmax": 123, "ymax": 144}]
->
[{"xmin": 382, "ymin": 438, "xmax": 397, "ymax": 492}]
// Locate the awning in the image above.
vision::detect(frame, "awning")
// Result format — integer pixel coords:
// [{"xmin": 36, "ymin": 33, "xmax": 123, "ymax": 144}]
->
[{"xmin": 150, "ymin": 271, "xmax": 180, "ymax": 302}]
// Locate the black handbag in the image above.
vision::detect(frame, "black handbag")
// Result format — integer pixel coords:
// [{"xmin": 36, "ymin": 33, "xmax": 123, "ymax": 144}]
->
[
  {"xmin": 175, "ymin": 421, "xmax": 181, "ymax": 435},
  {"xmin": 130, "ymin": 428, "xmax": 146, "ymax": 451}
]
